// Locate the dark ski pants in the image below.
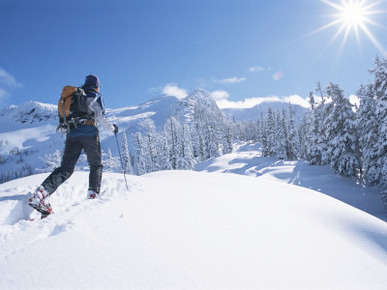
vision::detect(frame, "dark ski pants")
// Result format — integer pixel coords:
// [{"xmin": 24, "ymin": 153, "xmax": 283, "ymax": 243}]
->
[{"xmin": 42, "ymin": 135, "xmax": 103, "ymax": 195}]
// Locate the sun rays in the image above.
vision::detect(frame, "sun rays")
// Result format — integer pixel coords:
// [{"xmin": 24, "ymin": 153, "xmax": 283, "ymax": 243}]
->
[{"xmin": 309, "ymin": 0, "xmax": 386, "ymax": 54}]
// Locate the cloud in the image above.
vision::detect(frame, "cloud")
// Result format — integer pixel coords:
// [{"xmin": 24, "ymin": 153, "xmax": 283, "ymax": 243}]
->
[
  {"xmin": 211, "ymin": 90, "xmax": 230, "ymax": 101},
  {"xmin": 0, "ymin": 68, "xmax": 23, "ymax": 101},
  {"xmin": 272, "ymin": 70, "xmax": 284, "ymax": 81},
  {"xmin": 217, "ymin": 96, "xmax": 278, "ymax": 109},
  {"xmin": 0, "ymin": 88, "xmax": 7, "ymax": 100},
  {"xmin": 216, "ymin": 94, "xmax": 310, "ymax": 109},
  {"xmin": 0, "ymin": 68, "xmax": 23, "ymax": 88},
  {"xmin": 162, "ymin": 83, "xmax": 188, "ymax": 99},
  {"xmin": 283, "ymin": 95, "xmax": 310, "ymax": 108},
  {"xmin": 218, "ymin": 77, "xmax": 247, "ymax": 84},
  {"xmin": 249, "ymin": 65, "xmax": 266, "ymax": 72}
]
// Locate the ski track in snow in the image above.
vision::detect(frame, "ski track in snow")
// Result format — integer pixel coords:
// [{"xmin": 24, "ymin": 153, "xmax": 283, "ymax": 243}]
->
[{"xmin": 0, "ymin": 146, "xmax": 387, "ymax": 289}]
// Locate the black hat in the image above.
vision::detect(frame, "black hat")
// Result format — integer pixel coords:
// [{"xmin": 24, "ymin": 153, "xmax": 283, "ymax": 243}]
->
[{"xmin": 84, "ymin": 75, "xmax": 100, "ymax": 88}]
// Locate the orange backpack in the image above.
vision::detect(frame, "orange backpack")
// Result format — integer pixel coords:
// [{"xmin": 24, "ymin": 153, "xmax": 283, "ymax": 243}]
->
[
  {"xmin": 58, "ymin": 85, "xmax": 77, "ymax": 120},
  {"xmin": 57, "ymin": 86, "xmax": 94, "ymax": 131}
]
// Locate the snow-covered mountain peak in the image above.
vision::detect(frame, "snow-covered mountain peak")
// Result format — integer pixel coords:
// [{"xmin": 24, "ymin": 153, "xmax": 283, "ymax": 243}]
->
[
  {"xmin": 178, "ymin": 88, "xmax": 221, "ymax": 120},
  {"xmin": 189, "ymin": 88, "xmax": 211, "ymax": 98},
  {"xmin": 186, "ymin": 88, "xmax": 216, "ymax": 105},
  {"xmin": 0, "ymin": 101, "xmax": 57, "ymax": 125}
]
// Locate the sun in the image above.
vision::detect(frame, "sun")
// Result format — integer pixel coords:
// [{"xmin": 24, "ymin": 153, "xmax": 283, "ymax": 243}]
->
[
  {"xmin": 339, "ymin": 0, "xmax": 367, "ymax": 28},
  {"xmin": 310, "ymin": 0, "xmax": 386, "ymax": 54}
]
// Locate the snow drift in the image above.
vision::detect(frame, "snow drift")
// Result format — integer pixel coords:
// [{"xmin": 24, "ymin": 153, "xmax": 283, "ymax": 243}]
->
[{"xmin": 1, "ymin": 170, "xmax": 386, "ymax": 289}]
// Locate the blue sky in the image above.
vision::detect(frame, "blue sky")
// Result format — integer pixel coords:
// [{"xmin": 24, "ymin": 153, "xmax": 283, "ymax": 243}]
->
[{"xmin": 0, "ymin": 0, "xmax": 386, "ymax": 109}]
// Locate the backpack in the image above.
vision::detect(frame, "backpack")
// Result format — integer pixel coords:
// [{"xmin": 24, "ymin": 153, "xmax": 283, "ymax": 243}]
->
[{"xmin": 57, "ymin": 85, "xmax": 95, "ymax": 132}]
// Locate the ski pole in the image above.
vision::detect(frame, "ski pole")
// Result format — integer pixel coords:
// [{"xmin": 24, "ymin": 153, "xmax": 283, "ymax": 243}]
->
[{"xmin": 115, "ymin": 133, "xmax": 129, "ymax": 190}]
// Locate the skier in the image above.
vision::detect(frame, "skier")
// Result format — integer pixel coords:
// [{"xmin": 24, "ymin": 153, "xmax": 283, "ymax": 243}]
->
[{"xmin": 28, "ymin": 75, "xmax": 118, "ymax": 217}]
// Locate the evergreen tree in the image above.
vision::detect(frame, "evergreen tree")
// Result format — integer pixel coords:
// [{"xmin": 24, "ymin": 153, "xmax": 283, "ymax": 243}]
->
[
  {"xmin": 287, "ymin": 104, "xmax": 300, "ymax": 160},
  {"xmin": 358, "ymin": 57, "xmax": 387, "ymax": 201},
  {"xmin": 40, "ymin": 149, "xmax": 62, "ymax": 172},
  {"xmin": 133, "ymin": 132, "xmax": 147, "ymax": 175},
  {"xmin": 265, "ymin": 108, "xmax": 276, "ymax": 157},
  {"xmin": 157, "ymin": 132, "xmax": 173, "ymax": 171},
  {"xmin": 306, "ymin": 86, "xmax": 329, "ymax": 165},
  {"xmin": 190, "ymin": 122, "xmax": 206, "ymax": 161},
  {"xmin": 221, "ymin": 121, "xmax": 234, "ymax": 155},
  {"xmin": 357, "ymin": 83, "xmax": 378, "ymax": 182},
  {"xmin": 103, "ymin": 148, "xmax": 121, "ymax": 172},
  {"xmin": 259, "ymin": 113, "xmax": 268, "ymax": 156},
  {"xmin": 274, "ymin": 111, "xmax": 287, "ymax": 159},
  {"xmin": 121, "ymin": 130, "xmax": 133, "ymax": 175},
  {"xmin": 193, "ymin": 101, "xmax": 220, "ymax": 159},
  {"xmin": 176, "ymin": 124, "xmax": 195, "ymax": 169},
  {"xmin": 138, "ymin": 118, "xmax": 160, "ymax": 173},
  {"xmin": 371, "ymin": 57, "xmax": 387, "ymax": 200},
  {"xmin": 325, "ymin": 83, "xmax": 360, "ymax": 177},
  {"xmin": 164, "ymin": 115, "xmax": 180, "ymax": 169},
  {"xmin": 298, "ymin": 114, "xmax": 309, "ymax": 160}
]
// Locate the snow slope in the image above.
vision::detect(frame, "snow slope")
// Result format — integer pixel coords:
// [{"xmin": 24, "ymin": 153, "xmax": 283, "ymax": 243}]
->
[
  {"xmin": 1, "ymin": 167, "xmax": 387, "ymax": 289},
  {"xmin": 196, "ymin": 142, "xmax": 387, "ymax": 222}
]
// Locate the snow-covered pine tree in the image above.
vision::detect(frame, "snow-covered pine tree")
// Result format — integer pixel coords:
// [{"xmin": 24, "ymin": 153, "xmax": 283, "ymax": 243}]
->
[
  {"xmin": 371, "ymin": 57, "xmax": 387, "ymax": 202},
  {"xmin": 324, "ymin": 83, "xmax": 360, "ymax": 177},
  {"xmin": 133, "ymin": 132, "xmax": 147, "ymax": 175},
  {"xmin": 164, "ymin": 115, "xmax": 181, "ymax": 169},
  {"xmin": 240, "ymin": 120, "xmax": 259, "ymax": 142},
  {"xmin": 274, "ymin": 111, "xmax": 287, "ymax": 159},
  {"xmin": 265, "ymin": 108, "xmax": 276, "ymax": 157},
  {"xmin": 139, "ymin": 118, "xmax": 161, "ymax": 173},
  {"xmin": 40, "ymin": 149, "xmax": 62, "ymax": 172},
  {"xmin": 103, "ymin": 148, "xmax": 121, "ymax": 172},
  {"xmin": 357, "ymin": 83, "xmax": 378, "ymax": 183},
  {"xmin": 358, "ymin": 57, "xmax": 387, "ymax": 202},
  {"xmin": 221, "ymin": 120, "xmax": 234, "ymax": 155},
  {"xmin": 157, "ymin": 132, "xmax": 173, "ymax": 171},
  {"xmin": 193, "ymin": 101, "xmax": 220, "ymax": 159},
  {"xmin": 306, "ymin": 85, "xmax": 329, "ymax": 165},
  {"xmin": 259, "ymin": 112, "xmax": 269, "ymax": 156},
  {"xmin": 286, "ymin": 104, "xmax": 300, "ymax": 160},
  {"xmin": 303, "ymin": 92, "xmax": 317, "ymax": 161},
  {"xmin": 176, "ymin": 124, "xmax": 195, "ymax": 170},
  {"xmin": 190, "ymin": 122, "xmax": 206, "ymax": 161},
  {"xmin": 121, "ymin": 130, "xmax": 133, "ymax": 175},
  {"xmin": 298, "ymin": 114, "xmax": 309, "ymax": 160},
  {"xmin": 204, "ymin": 122, "xmax": 220, "ymax": 159}
]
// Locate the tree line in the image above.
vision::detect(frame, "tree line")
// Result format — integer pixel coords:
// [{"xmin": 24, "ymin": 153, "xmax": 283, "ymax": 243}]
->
[
  {"xmin": 233, "ymin": 57, "xmax": 387, "ymax": 203},
  {"xmin": 122, "ymin": 57, "xmax": 386, "ymax": 204}
]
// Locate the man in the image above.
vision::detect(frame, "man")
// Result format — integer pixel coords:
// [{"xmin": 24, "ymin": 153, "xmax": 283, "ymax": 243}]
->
[{"xmin": 28, "ymin": 75, "xmax": 118, "ymax": 217}]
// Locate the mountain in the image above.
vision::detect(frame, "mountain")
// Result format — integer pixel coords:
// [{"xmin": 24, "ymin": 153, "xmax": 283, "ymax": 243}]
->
[
  {"xmin": 223, "ymin": 101, "xmax": 308, "ymax": 123},
  {"xmin": 0, "ymin": 89, "xmax": 305, "ymax": 182},
  {"xmin": 0, "ymin": 101, "xmax": 64, "ymax": 180},
  {"xmin": 1, "ymin": 145, "xmax": 386, "ymax": 288},
  {"xmin": 106, "ymin": 88, "xmax": 220, "ymax": 135}
]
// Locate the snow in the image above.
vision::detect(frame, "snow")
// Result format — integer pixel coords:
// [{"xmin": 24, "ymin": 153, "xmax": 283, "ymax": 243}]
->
[
  {"xmin": 222, "ymin": 100, "xmax": 307, "ymax": 123},
  {"xmin": 0, "ymin": 124, "xmax": 57, "ymax": 154},
  {"xmin": 1, "ymin": 145, "xmax": 387, "ymax": 289}
]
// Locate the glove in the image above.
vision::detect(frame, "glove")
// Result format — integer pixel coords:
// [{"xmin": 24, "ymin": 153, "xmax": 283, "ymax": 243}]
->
[
  {"xmin": 113, "ymin": 124, "xmax": 119, "ymax": 135},
  {"xmin": 56, "ymin": 123, "xmax": 68, "ymax": 135}
]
